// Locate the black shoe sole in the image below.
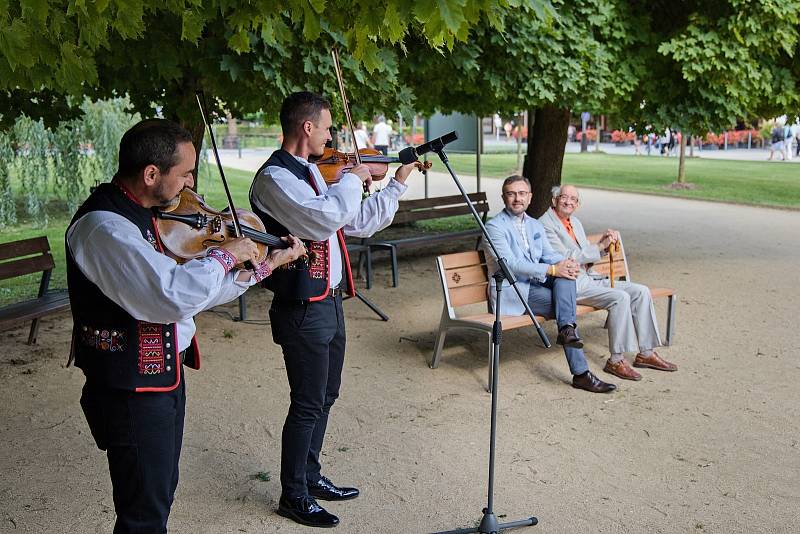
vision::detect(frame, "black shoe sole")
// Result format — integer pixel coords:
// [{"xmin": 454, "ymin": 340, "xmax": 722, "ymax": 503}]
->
[
  {"xmin": 308, "ymin": 490, "xmax": 360, "ymax": 501},
  {"xmin": 277, "ymin": 507, "xmax": 339, "ymax": 528},
  {"xmin": 571, "ymin": 383, "xmax": 616, "ymax": 393}
]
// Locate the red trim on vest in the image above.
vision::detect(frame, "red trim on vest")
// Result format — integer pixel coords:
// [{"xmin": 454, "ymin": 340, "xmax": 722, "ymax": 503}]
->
[
  {"xmin": 134, "ymin": 313, "xmax": 183, "ymax": 392},
  {"xmin": 305, "ymin": 166, "xmax": 354, "ymax": 300},
  {"xmin": 114, "ymin": 180, "xmax": 144, "ymax": 206},
  {"xmin": 337, "ymin": 229, "xmax": 356, "ymax": 297}
]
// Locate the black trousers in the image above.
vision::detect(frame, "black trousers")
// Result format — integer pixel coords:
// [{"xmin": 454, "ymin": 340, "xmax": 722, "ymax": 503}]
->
[
  {"xmin": 269, "ymin": 293, "xmax": 346, "ymax": 499},
  {"xmin": 80, "ymin": 379, "xmax": 186, "ymax": 534}
]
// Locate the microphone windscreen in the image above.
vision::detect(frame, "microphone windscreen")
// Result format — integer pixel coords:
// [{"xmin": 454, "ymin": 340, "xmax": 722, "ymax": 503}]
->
[{"xmin": 398, "ymin": 146, "xmax": 418, "ymax": 165}]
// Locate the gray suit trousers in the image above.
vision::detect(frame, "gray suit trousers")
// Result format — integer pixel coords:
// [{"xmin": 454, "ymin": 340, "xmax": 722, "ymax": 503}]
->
[{"xmin": 576, "ymin": 277, "xmax": 661, "ymax": 354}]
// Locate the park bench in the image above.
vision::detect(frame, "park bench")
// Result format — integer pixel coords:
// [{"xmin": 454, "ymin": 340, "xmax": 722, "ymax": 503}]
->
[
  {"xmin": 0, "ymin": 236, "xmax": 71, "ymax": 344},
  {"xmin": 430, "ymin": 234, "xmax": 676, "ymax": 390},
  {"xmin": 353, "ymin": 192, "xmax": 490, "ymax": 288}
]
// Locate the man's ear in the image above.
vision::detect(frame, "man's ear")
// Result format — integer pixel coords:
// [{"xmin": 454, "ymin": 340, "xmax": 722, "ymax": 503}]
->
[
  {"xmin": 302, "ymin": 120, "xmax": 313, "ymax": 137},
  {"xmin": 142, "ymin": 164, "xmax": 159, "ymax": 186}
]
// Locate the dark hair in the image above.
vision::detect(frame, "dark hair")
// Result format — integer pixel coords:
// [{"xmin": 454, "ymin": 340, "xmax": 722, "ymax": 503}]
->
[
  {"xmin": 280, "ymin": 91, "xmax": 331, "ymax": 136},
  {"xmin": 502, "ymin": 175, "xmax": 531, "ymax": 189},
  {"xmin": 116, "ymin": 119, "xmax": 193, "ymax": 180}
]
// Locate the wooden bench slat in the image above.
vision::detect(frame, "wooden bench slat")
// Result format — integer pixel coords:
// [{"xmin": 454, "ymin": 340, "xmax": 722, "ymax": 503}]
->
[
  {"xmin": 0, "ymin": 291, "xmax": 70, "ymax": 329},
  {"xmin": 392, "ymin": 204, "xmax": 489, "ymax": 225},
  {"xmin": 440, "ymin": 251, "xmax": 483, "ymax": 269},
  {"xmin": 398, "ymin": 192, "xmax": 487, "ymax": 210},
  {"xmin": 445, "ymin": 265, "xmax": 488, "ymax": 288},
  {"xmin": 649, "ymin": 287, "xmax": 675, "ymax": 298},
  {"xmin": 449, "ymin": 284, "xmax": 489, "ymax": 307},
  {"xmin": 387, "ymin": 229, "xmax": 482, "ymax": 247},
  {"xmin": 0, "ymin": 236, "xmax": 50, "ymax": 262},
  {"xmin": 0, "ymin": 254, "xmax": 55, "ymax": 280},
  {"xmin": 587, "ymin": 260, "xmax": 627, "ymax": 277}
]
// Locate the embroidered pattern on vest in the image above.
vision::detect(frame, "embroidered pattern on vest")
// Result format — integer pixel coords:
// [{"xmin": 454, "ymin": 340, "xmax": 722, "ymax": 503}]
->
[
  {"xmin": 308, "ymin": 240, "xmax": 328, "ymax": 279},
  {"xmin": 137, "ymin": 322, "xmax": 165, "ymax": 375},
  {"xmin": 80, "ymin": 325, "xmax": 126, "ymax": 352}
]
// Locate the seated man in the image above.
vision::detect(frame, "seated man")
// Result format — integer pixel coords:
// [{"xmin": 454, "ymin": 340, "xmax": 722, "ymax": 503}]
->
[
  {"xmin": 539, "ymin": 184, "xmax": 677, "ymax": 380},
  {"xmin": 482, "ymin": 175, "xmax": 616, "ymax": 393}
]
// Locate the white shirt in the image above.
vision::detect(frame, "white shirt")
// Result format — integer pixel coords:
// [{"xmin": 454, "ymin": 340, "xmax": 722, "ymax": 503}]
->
[
  {"xmin": 353, "ymin": 128, "xmax": 370, "ymax": 148},
  {"xmin": 511, "ymin": 212, "xmax": 529, "ymax": 252},
  {"xmin": 250, "ymin": 153, "xmax": 407, "ymax": 288},
  {"xmin": 372, "ymin": 122, "xmax": 392, "ymax": 146},
  {"xmin": 67, "ymin": 211, "xmax": 253, "ymax": 351}
]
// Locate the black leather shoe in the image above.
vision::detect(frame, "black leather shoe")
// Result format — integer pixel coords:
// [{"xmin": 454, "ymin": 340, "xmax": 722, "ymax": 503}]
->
[
  {"xmin": 557, "ymin": 324, "xmax": 584, "ymax": 349},
  {"xmin": 277, "ymin": 495, "xmax": 339, "ymax": 528},
  {"xmin": 572, "ymin": 371, "xmax": 616, "ymax": 393},
  {"xmin": 308, "ymin": 475, "xmax": 360, "ymax": 501}
]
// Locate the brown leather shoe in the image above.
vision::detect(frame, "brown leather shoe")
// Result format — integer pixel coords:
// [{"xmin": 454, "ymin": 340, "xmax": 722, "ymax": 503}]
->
[
  {"xmin": 572, "ymin": 371, "xmax": 616, "ymax": 393},
  {"xmin": 633, "ymin": 352, "xmax": 677, "ymax": 372},
  {"xmin": 603, "ymin": 358, "xmax": 642, "ymax": 381}
]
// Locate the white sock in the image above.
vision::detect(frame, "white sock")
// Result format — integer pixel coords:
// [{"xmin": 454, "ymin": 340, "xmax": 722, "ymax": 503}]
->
[
  {"xmin": 609, "ymin": 353, "xmax": 625, "ymax": 363},
  {"xmin": 640, "ymin": 348, "xmax": 654, "ymax": 357}
]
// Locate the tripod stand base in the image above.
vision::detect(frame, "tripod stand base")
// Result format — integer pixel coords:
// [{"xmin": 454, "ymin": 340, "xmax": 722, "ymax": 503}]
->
[{"xmin": 433, "ymin": 510, "xmax": 537, "ymax": 534}]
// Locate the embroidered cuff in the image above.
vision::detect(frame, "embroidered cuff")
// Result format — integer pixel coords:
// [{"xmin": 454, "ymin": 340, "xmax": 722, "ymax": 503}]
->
[
  {"xmin": 206, "ymin": 247, "xmax": 237, "ymax": 274},
  {"xmin": 253, "ymin": 259, "xmax": 272, "ymax": 282}
]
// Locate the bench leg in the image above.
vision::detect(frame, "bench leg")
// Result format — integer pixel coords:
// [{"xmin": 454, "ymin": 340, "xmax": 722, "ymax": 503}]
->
[
  {"xmin": 237, "ymin": 294, "xmax": 247, "ymax": 322},
  {"xmin": 27, "ymin": 318, "xmax": 41, "ymax": 345},
  {"xmin": 430, "ymin": 325, "xmax": 448, "ymax": 369},
  {"xmin": 389, "ymin": 244, "xmax": 398, "ymax": 287},
  {"xmin": 665, "ymin": 294, "xmax": 676, "ymax": 346}
]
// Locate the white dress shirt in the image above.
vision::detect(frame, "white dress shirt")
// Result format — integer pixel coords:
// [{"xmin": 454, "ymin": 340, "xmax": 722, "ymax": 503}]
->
[
  {"xmin": 67, "ymin": 211, "xmax": 253, "ymax": 351},
  {"xmin": 250, "ymin": 153, "xmax": 407, "ymax": 288}
]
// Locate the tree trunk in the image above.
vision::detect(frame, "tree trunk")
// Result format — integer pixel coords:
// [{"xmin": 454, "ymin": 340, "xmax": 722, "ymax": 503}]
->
[
  {"xmin": 677, "ymin": 132, "xmax": 687, "ymax": 183},
  {"xmin": 523, "ymin": 106, "xmax": 571, "ymax": 218}
]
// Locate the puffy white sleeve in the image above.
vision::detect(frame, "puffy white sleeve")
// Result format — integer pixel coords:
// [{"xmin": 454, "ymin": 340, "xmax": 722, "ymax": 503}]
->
[{"xmin": 67, "ymin": 211, "xmax": 252, "ymax": 324}]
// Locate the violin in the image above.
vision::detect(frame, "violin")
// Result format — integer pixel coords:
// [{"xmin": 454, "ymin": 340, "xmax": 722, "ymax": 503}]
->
[
  {"xmin": 313, "ymin": 146, "xmax": 432, "ymax": 184},
  {"xmin": 156, "ymin": 189, "xmax": 289, "ymax": 268}
]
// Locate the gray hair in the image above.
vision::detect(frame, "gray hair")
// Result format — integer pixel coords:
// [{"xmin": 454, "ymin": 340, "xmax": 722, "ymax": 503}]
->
[{"xmin": 551, "ymin": 184, "xmax": 581, "ymax": 202}]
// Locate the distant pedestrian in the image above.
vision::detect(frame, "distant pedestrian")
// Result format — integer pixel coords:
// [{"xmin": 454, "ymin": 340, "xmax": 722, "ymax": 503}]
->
[
  {"xmin": 494, "ymin": 114, "xmax": 502, "ymax": 140},
  {"xmin": 372, "ymin": 116, "xmax": 392, "ymax": 155},
  {"xmin": 768, "ymin": 124, "xmax": 785, "ymax": 160},
  {"xmin": 354, "ymin": 121, "xmax": 372, "ymax": 150}
]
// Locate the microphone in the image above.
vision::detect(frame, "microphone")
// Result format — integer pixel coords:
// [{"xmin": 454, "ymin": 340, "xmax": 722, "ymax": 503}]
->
[{"xmin": 398, "ymin": 131, "xmax": 458, "ymax": 164}]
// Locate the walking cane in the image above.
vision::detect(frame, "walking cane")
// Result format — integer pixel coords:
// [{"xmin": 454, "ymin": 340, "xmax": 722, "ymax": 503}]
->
[{"xmin": 608, "ymin": 241, "xmax": 620, "ymax": 287}]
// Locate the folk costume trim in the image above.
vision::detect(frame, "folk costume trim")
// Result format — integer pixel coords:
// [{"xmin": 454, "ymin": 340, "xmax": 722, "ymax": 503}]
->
[
  {"xmin": 207, "ymin": 247, "xmax": 237, "ymax": 274},
  {"xmin": 137, "ymin": 322, "xmax": 166, "ymax": 375},
  {"xmin": 135, "ymin": 323, "xmax": 182, "ymax": 393}
]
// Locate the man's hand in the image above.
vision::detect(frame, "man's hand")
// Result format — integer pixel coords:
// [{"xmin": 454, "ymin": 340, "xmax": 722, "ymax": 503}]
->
[
  {"xmin": 349, "ymin": 164, "xmax": 373, "ymax": 188},
  {"xmin": 393, "ymin": 162, "xmax": 418, "ymax": 184},
  {"xmin": 219, "ymin": 237, "xmax": 259, "ymax": 264},
  {"xmin": 598, "ymin": 229, "xmax": 620, "ymax": 250},
  {"xmin": 554, "ymin": 258, "xmax": 580, "ymax": 280},
  {"xmin": 267, "ymin": 235, "xmax": 306, "ymax": 270}
]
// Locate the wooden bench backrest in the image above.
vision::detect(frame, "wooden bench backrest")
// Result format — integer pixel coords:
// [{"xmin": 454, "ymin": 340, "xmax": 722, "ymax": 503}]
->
[
  {"xmin": 584, "ymin": 233, "xmax": 630, "ymax": 281},
  {"xmin": 437, "ymin": 233, "xmax": 632, "ymax": 311},
  {"xmin": 438, "ymin": 250, "xmax": 488, "ymax": 307},
  {"xmin": 393, "ymin": 192, "xmax": 489, "ymax": 225},
  {"xmin": 0, "ymin": 237, "xmax": 55, "ymax": 281}
]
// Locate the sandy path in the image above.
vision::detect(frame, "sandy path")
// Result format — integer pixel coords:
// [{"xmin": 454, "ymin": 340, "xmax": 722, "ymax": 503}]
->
[{"xmin": 1, "ymin": 187, "xmax": 798, "ymax": 533}]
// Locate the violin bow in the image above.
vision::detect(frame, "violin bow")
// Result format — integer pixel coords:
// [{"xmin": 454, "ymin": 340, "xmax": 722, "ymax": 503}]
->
[
  {"xmin": 331, "ymin": 47, "xmax": 368, "ymax": 192},
  {"xmin": 195, "ymin": 91, "xmax": 245, "ymax": 239}
]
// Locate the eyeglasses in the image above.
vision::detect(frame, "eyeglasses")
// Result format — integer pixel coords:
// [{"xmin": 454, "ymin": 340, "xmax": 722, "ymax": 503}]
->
[
  {"xmin": 503, "ymin": 191, "xmax": 531, "ymax": 199},
  {"xmin": 557, "ymin": 194, "xmax": 579, "ymax": 203}
]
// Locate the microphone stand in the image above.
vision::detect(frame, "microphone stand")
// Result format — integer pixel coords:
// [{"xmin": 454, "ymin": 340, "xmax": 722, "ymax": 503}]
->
[{"xmin": 431, "ymin": 146, "xmax": 549, "ymax": 534}]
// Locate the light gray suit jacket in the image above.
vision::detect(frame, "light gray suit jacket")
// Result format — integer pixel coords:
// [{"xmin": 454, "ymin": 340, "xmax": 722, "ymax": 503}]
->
[
  {"xmin": 482, "ymin": 208, "xmax": 563, "ymax": 316},
  {"xmin": 539, "ymin": 208, "xmax": 607, "ymax": 291}
]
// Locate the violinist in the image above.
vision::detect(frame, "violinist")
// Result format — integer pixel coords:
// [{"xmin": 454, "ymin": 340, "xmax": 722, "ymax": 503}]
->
[
  {"xmin": 66, "ymin": 119, "xmax": 304, "ymax": 533},
  {"xmin": 249, "ymin": 91, "xmax": 417, "ymax": 528}
]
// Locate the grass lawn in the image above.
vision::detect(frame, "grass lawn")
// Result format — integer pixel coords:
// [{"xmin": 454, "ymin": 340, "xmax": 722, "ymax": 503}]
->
[
  {"xmin": 445, "ymin": 152, "xmax": 800, "ymax": 209},
  {"xmin": 2, "ymin": 153, "xmax": 797, "ymax": 305}
]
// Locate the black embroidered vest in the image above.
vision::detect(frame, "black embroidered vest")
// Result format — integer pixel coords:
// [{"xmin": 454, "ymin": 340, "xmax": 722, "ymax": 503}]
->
[
  {"xmin": 66, "ymin": 183, "xmax": 199, "ymax": 392},
  {"xmin": 249, "ymin": 149, "xmax": 354, "ymax": 301}
]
